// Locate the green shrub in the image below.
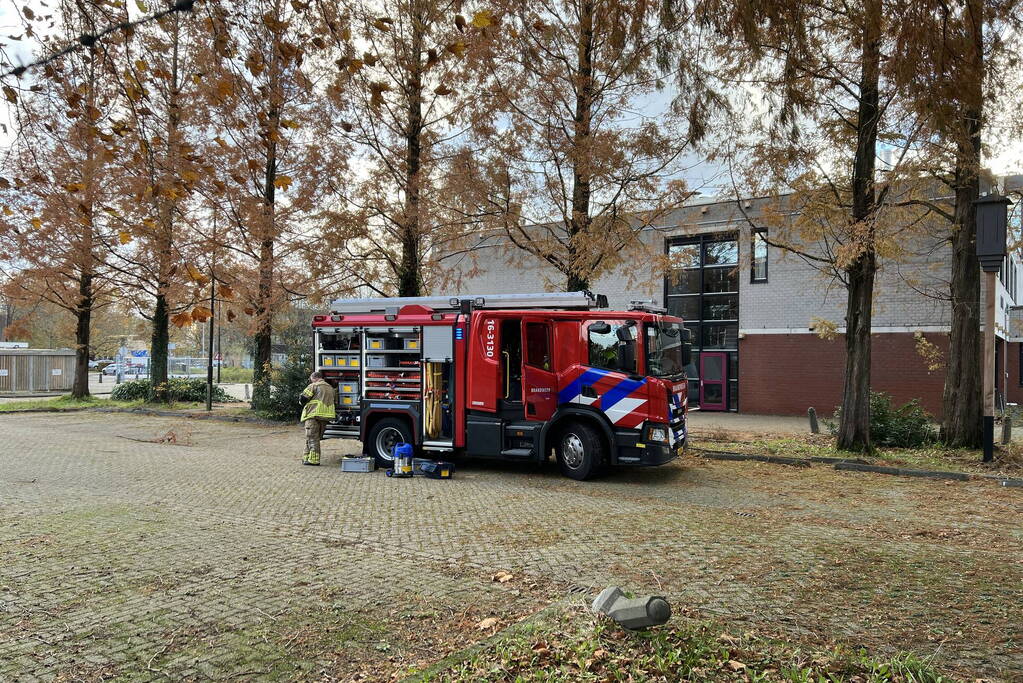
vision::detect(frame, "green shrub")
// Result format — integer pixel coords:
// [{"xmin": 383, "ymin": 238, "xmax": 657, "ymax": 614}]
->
[
  {"xmin": 828, "ymin": 391, "xmax": 937, "ymax": 448},
  {"xmin": 251, "ymin": 353, "xmax": 312, "ymax": 421},
  {"xmin": 110, "ymin": 380, "xmax": 151, "ymax": 402},
  {"xmin": 110, "ymin": 378, "xmax": 238, "ymax": 403}
]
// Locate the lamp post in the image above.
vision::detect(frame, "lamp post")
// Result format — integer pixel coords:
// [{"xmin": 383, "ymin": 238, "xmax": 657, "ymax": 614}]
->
[
  {"xmin": 206, "ymin": 270, "xmax": 216, "ymax": 412},
  {"xmin": 975, "ymin": 193, "xmax": 1012, "ymax": 462}
]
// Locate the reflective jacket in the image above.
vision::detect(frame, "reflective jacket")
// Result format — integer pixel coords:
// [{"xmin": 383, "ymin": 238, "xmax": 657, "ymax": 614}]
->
[{"xmin": 300, "ymin": 380, "xmax": 336, "ymax": 421}]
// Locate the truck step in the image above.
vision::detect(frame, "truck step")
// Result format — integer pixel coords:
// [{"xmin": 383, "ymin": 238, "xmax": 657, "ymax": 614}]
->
[
  {"xmin": 324, "ymin": 427, "xmax": 359, "ymax": 439},
  {"xmin": 500, "ymin": 448, "xmax": 533, "ymax": 458}
]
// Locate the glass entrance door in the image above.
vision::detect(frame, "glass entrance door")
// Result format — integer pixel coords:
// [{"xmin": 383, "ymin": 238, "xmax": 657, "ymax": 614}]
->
[{"xmin": 699, "ymin": 352, "xmax": 727, "ymax": 411}]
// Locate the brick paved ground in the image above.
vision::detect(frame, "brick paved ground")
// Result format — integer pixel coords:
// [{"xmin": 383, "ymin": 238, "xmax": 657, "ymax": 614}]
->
[{"xmin": 1, "ymin": 412, "xmax": 1021, "ymax": 681}]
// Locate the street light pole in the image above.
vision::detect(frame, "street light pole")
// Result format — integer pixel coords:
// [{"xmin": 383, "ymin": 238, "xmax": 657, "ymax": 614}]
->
[
  {"xmin": 206, "ymin": 270, "xmax": 216, "ymax": 412},
  {"xmin": 975, "ymin": 193, "xmax": 1012, "ymax": 462},
  {"xmin": 216, "ymin": 302, "xmax": 222, "ymax": 384}
]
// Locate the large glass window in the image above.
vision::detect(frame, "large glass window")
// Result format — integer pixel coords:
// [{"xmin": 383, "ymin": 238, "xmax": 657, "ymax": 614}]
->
[
  {"xmin": 665, "ymin": 233, "xmax": 740, "ymax": 411},
  {"xmin": 666, "ymin": 296, "xmax": 700, "ymax": 321},
  {"xmin": 587, "ymin": 321, "xmax": 638, "ymax": 374},
  {"xmin": 704, "ymin": 240, "xmax": 738, "ymax": 266},
  {"xmin": 666, "ymin": 269, "xmax": 701, "ymax": 295},
  {"xmin": 703, "ymin": 323, "xmax": 738, "ymax": 349},
  {"xmin": 669, "ymin": 243, "xmax": 701, "ymax": 269},
  {"xmin": 752, "ymin": 231, "xmax": 768, "ymax": 282},
  {"xmin": 703, "ymin": 268, "xmax": 738, "ymax": 293},
  {"xmin": 702, "ymin": 294, "xmax": 738, "ymax": 321}
]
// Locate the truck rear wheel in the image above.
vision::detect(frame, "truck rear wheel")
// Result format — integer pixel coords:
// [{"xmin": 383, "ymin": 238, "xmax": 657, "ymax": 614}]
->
[
  {"xmin": 555, "ymin": 421, "xmax": 605, "ymax": 481},
  {"xmin": 366, "ymin": 417, "xmax": 413, "ymax": 468}
]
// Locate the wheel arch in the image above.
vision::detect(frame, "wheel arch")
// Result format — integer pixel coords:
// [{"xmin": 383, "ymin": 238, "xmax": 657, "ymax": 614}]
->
[
  {"xmin": 361, "ymin": 408, "xmax": 420, "ymax": 445},
  {"xmin": 539, "ymin": 406, "xmax": 614, "ymax": 462}
]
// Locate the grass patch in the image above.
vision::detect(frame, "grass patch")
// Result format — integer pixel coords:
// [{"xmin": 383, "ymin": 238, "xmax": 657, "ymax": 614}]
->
[
  {"xmin": 0, "ymin": 394, "xmax": 140, "ymax": 412},
  {"xmin": 424, "ymin": 606, "xmax": 952, "ymax": 682},
  {"xmin": 216, "ymin": 366, "xmax": 253, "ymax": 383},
  {"xmin": 689, "ymin": 432, "xmax": 1022, "ymax": 476},
  {"xmin": 0, "ymin": 395, "xmax": 259, "ymax": 417}
]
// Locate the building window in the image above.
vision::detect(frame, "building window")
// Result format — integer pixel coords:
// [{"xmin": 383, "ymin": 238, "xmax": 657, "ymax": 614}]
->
[{"xmin": 751, "ymin": 230, "xmax": 768, "ymax": 283}]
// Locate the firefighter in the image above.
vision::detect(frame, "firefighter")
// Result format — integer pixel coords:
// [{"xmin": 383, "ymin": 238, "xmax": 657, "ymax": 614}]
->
[{"xmin": 299, "ymin": 371, "xmax": 336, "ymax": 466}]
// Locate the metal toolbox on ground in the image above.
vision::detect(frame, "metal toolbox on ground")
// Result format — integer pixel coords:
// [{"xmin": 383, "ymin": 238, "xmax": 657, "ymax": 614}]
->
[{"xmin": 340, "ymin": 456, "xmax": 375, "ymax": 472}]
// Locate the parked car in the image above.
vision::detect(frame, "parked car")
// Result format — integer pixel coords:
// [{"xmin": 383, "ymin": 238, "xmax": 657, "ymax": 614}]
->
[{"xmin": 103, "ymin": 363, "xmax": 144, "ymax": 376}]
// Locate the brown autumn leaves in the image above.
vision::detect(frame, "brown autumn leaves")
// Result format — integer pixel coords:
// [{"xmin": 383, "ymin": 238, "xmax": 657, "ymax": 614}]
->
[{"xmin": 0, "ymin": 0, "xmax": 704, "ymax": 398}]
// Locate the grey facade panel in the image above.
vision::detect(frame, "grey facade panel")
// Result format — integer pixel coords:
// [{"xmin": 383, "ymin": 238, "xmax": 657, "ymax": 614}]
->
[{"xmin": 442, "ymin": 195, "xmax": 1019, "ymax": 331}]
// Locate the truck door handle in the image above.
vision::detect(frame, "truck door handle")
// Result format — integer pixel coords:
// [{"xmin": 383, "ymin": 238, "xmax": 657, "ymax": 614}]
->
[{"xmin": 581, "ymin": 385, "xmax": 597, "ymax": 398}]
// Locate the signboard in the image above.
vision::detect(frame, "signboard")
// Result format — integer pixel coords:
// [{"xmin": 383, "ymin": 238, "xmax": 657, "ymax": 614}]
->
[
  {"xmin": 132, "ymin": 350, "xmax": 149, "ymax": 357},
  {"xmin": 0, "ymin": 369, "xmax": 8, "ymax": 376},
  {"xmin": 51, "ymin": 368, "xmax": 62, "ymax": 376}
]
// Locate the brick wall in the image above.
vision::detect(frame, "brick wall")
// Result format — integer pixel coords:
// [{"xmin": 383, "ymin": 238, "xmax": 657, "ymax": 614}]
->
[{"xmin": 738, "ymin": 332, "xmax": 949, "ymax": 417}]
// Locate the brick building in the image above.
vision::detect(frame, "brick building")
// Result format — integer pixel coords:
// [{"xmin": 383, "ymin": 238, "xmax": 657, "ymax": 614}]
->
[{"xmin": 447, "ymin": 193, "xmax": 1023, "ymax": 417}]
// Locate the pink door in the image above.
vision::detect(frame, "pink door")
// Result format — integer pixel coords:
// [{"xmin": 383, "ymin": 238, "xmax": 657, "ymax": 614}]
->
[{"xmin": 699, "ymin": 352, "xmax": 727, "ymax": 411}]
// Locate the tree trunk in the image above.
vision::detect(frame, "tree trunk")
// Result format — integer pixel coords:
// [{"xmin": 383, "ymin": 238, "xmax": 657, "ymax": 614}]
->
[
  {"xmin": 253, "ymin": 237, "xmax": 274, "ymax": 385},
  {"xmin": 941, "ymin": 0, "xmax": 984, "ymax": 448},
  {"xmin": 150, "ymin": 292, "xmax": 169, "ymax": 400},
  {"xmin": 838, "ymin": 254, "xmax": 876, "ymax": 451},
  {"xmin": 399, "ymin": 2, "xmax": 425, "ymax": 298},
  {"xmin": 567, "ymin": 0, "xmax": 594, "ymax": 293},
  {"xmin": 149, "ymin": 15, "xmax": 180, "ymax": 403},
  {"xmin": 72, "ymin": 272, "xmax": 93, "ymax": 399},
  {"xmin": 253, "ymin": 22, "xmax": 282, "ymax": 385},
  {"xmin": 836, "ymin": 0, "xmax": 881, "ymax": 453},
  {"xmin": 941, "ymin": 175, "xmax": 982, "ymax": 446}
]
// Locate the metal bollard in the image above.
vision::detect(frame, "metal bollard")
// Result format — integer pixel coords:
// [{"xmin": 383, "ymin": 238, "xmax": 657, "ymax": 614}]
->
[
  {"xmin": 592, "ymin": 586, "xmax": 671, "ymax": 630},
  {"xmin": 1001, "ymin": 416, "xmax": 1012, "ymax": 445},
  {"xmin": 244, "ymin": 383, "xmax": 250, "ymax": 400},
  {"xmin": 808, "ymin": 407, "xmax": 819, "ymax": 434}
]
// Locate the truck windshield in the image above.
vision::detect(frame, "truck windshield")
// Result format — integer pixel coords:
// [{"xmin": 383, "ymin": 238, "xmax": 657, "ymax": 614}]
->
[{"xmin": 645, "ymin": 322, "xmax": 685, "ymax": 378}]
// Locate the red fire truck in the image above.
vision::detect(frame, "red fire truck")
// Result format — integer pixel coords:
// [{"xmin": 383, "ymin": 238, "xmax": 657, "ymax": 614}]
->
[{"xmin": 312, "ymin": 291, "xmax": 692, "ymax": 480}]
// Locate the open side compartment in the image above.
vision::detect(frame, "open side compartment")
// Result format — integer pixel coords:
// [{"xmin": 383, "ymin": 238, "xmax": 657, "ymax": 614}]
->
[{"xmin": 362, "ymin": 328, "xmax": 422, "ymax": 401}]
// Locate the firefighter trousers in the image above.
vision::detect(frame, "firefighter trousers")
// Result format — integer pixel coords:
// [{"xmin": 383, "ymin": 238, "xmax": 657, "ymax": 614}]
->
[{"xmin": 304, "ymin": 418, "xmax": 328, "ymax": 464}]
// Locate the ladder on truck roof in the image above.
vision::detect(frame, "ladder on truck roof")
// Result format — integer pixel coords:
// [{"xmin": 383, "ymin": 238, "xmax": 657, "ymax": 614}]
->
[{"xmin": 329, "ymin": 291, "xmax": 607, "ymax": 315}]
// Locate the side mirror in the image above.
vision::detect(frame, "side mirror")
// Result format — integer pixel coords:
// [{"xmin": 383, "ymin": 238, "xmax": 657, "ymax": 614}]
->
[
  {"xmin": 590, "ymin": 321, "xmax": 611, "ymax": 335},
  {"xmin": 616, "ymin": 323, "xmax": 637, "ymax": 342}
]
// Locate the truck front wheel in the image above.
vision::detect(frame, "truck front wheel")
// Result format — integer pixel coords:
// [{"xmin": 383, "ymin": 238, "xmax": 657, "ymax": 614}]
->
[
  {"xmin": 366, "ymin": 417, "xmax": 413, "ymax": 468},
  {"xmin": 555, "ymin": 421, "xmax": 605, "ymax": 480}
]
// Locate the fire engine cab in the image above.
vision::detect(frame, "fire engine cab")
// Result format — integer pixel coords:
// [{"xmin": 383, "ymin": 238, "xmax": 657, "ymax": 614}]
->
[{"xmin": 311, "ymin": 291, "xmax": 692, "ymax": 480}]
